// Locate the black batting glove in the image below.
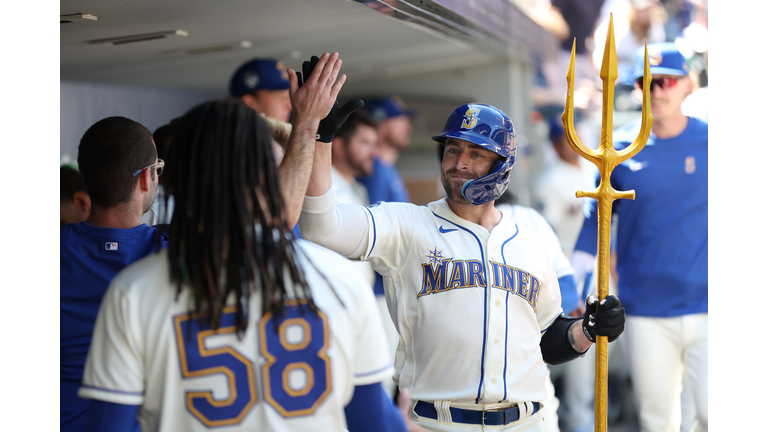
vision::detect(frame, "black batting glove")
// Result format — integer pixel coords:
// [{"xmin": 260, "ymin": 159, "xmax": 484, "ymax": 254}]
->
[
  {"xmin": 295, "ymin": 55, "xmax": 319, "ymax": 88},
  {"xmin": 582, "ymin": 294, "xmax": 625, "ymax": 343},
  {"xmin": 316, "ymin": 99, "xmax": 364, "ymax": 143},
  {"xmin": 296, "ymin": 55, "xmax": 363, "ymax": 143}
]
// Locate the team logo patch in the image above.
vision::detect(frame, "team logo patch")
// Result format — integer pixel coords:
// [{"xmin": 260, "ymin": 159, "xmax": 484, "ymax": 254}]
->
[
  {"xmin": 276, "ymin": 62, "xmax": 289, "ymax": 80},
  {"xmin": 105, "ymin": 242, "xmax": 118, "ymax": 251},
  {"xmin": 367, "ymin": 201, "xmax": 383, "ymax": 208},
  {"xmin": 244, "ymin": 72, "xmax": 259, "ymax": 89},
  {"xmin": 462, "ymin": 107, "xmax": 480, "ymax": 129},
  {"xmin": 685, "ymin": 156, "xmax": 696, "ymax": 174},
  {"xmin": 649, "ymin": 47, "xmax": 663, "ymax": 66},
  {"xmin": 425, "ymin": 248, "xmax": 445, "ymax": 265}
]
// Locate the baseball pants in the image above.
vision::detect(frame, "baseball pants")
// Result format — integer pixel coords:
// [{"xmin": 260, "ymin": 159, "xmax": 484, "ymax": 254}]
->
[
  {"xmin": 539, "ymin": 369, "xmax": 560, "ymax": 432},
  {"xmin": 623, "ymin": 314, "xmax": 708, "ymax": 432},
  {"xmin": 410, "ymin": 409, "xmax": 548, "ymax": 432}
]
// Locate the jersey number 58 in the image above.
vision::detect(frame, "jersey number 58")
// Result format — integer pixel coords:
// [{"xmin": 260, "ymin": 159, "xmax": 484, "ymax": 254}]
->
[{"xmin": 173, "ymin": 301, "xmax": 331, "ymax": 427}]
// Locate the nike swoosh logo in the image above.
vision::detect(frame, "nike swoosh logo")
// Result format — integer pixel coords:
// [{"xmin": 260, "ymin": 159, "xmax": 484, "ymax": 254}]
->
[{"xmin": 439, "ymin": 226, "xmax": 458, "ymax": 234}]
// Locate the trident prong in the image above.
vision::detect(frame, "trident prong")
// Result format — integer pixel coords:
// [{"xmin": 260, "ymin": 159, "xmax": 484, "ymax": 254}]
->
[{"xmin": 561, "ymin": 13, "xmax": 653, "ymax": 432}]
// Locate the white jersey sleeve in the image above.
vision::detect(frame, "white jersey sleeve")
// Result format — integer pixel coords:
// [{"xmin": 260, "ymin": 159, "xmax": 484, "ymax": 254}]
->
[{"xmin": 78, "ymin": 280, "xmax": 144, "ymax": 405}]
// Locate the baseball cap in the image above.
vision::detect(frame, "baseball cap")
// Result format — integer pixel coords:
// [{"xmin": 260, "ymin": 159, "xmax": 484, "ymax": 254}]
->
[
  {"xmin": 633, "ymin": 42, "xmax": 689, "ymax": 80},
  {"xmin": 548, "ymin": 115, "xmax": 565, "ymax": 143},
  {"xmin": 229, "ymin": 58, "xmax": 290, "ymax": 97},
  {"xmin": 364, "ymin": 96, "xmax": 417, "ymax": 122}
]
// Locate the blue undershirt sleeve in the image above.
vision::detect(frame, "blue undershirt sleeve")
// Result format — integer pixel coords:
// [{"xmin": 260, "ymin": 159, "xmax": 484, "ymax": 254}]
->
[
  {"xmin": 344, "ymin": 383, "xmax": 407, "ymax": 432},
  {"xmin": 558, "ymin": 274, "xmax": 579, "ymax": 315},
  {"xmin": 83, "ymin": 400, "xmax": 140, "ymax": 432}
]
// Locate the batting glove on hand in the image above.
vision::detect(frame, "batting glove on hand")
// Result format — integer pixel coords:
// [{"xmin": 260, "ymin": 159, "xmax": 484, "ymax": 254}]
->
[
  {"xmin": 582, "ymin": 294, "xmax": 625, "ymax": 343},
  {"xmin": 296, "ymin": 55, "xmax": 363, "ymax": 143}
]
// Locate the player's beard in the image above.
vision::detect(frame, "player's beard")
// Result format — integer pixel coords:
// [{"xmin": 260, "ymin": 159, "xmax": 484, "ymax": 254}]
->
[
  {"xmin": 347, "ymin": 155, "xmax": 373, "ymax": 177},
  {"xmin": 441, "ymin": 168, "xmax": 477, "ymax": 205}
]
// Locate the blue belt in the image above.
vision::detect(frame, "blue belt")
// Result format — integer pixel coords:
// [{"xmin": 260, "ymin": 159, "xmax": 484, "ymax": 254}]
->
[{"xmin": 414, "ymin": 401, "xmax": 540, "ymax": 426}]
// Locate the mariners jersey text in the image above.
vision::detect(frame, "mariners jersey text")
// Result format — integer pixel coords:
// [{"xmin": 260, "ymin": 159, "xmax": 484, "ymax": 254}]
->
[{"xmin": 419, "ymin": 255, "xmax": 542, "ymax": 313}]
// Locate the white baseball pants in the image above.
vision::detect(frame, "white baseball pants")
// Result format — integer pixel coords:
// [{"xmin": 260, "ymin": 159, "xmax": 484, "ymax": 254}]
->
[{"xmin": 623, "ymin": 314, "xmax": 708, "ymax": 432}]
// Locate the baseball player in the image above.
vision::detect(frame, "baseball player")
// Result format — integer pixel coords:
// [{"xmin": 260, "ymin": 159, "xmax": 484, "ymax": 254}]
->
[
  {"xmin": 572, "ymin": 43, "xmax": 708, "ymax": 432},
  {"xmin": 299, "ymin": 103, "xmax": 626, "ymax": 431},
  {"xmin": 78, "ymin": 55, "xmax": 407, "ymax": 432}
]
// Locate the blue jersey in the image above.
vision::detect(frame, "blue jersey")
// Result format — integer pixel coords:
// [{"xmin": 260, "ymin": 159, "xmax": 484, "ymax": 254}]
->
[
  {"xmin": 574, "ymin": 117, "xmax": 708, "ymax": 317},
  {"xmin": 357, "ymin": 157, "xmax": 411, "ymax": 296},
  {"xmin": 60, "ymin": 222, "xmax": 169, "ymax": 432}
]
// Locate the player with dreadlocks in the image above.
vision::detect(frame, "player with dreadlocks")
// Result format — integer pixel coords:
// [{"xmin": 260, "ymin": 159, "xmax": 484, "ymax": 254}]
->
[{"xmin": 77, "ymin": 53, "xmax": 407, "ymax": 432}]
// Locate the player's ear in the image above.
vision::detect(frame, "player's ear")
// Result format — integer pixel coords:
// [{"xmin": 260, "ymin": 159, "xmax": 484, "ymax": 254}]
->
[
  {"xmin": 73, "ymin": 191, "xmax": 91, "ymax": 215},
  {"xmin": 240, "ymin": 93, "xmax": 260, "ymax": 112},
  {"xmin": 137, "ymin": 168, "xmax": 152, "ymax": 192}
]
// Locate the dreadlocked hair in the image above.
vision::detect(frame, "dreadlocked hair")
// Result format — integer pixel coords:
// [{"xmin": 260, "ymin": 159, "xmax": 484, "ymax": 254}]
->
[{"xmin": 166, "ymin": 98, "xmax": 313, "ymax": 334}]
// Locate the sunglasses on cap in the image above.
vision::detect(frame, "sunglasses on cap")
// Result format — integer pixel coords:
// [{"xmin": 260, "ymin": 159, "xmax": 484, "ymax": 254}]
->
[
  {"xmin": 635, "ymin": 76, "xmax": 679, "ymax": 91},
  {"xmin": 132, "ymin": 159, "xmax": 164, "ymax": 177}
]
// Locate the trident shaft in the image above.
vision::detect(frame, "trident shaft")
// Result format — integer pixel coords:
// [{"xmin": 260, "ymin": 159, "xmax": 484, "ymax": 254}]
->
[{"xmin": 561, "ymin": 14, "xmax": 653, "ymax": 432}]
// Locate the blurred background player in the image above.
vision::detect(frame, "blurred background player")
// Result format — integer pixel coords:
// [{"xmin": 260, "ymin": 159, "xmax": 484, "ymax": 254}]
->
[
  {"xmin": 572, "ymin": 42, "xmax": 708, "ymax": 432},
  {"xmin": 229, "ymin": 57, "xmax": 293, "ymax": 169},
  {"xmin": 230, "ymin": 57, "xmax": 292, "ymax": 123},
  {"xmin": 328, "ymin": 109, "xmax": 379, "ymax": 285},
  {"xmin": 60, "ymin": 165, "xmax": 91, "ymax": 226},
  {"xmin": 331, "ymin": 110, "xmax": 379, "ymax": 207},
  {"xmin": 140, "ymin": 118, "xmax": 180, "ymax": 227},
  {"xmin": 60, "ymin": 116, "xmax": 168, "ymax": 432},
  {"xmin": 359, "ymin": 95, "xmax": 414, "ymax": 206},
  {"xmin": 535, "ymin": 116, "xmax": 596, "ymax": 264}
]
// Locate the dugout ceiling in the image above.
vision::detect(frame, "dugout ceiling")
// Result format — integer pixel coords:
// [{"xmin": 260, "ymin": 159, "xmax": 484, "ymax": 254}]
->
[{"xmin": 60, "ymin": 0, "xmax": 557, "ymax": 94}]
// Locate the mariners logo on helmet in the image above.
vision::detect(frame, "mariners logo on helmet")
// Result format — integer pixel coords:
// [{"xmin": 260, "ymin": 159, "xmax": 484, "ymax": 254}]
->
[
  {"xmin": 432, "ymin": 103, "xmax": 517, "ymax": 205},
  {"xmin": 462, "ymin": 107, "xmax": 480, "ymax": 129},
  {"xmin": 649, "ymin": 47, "xmax": 663, "ymax": 66}
]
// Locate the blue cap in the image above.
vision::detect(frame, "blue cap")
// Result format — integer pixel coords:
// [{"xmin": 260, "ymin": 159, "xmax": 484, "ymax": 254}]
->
[
  {"xmin": 633, "ymin": 42, "xmax": 689, "ymax": 80},
  {"xmin": 229, "ymin": 58, "xmax": 290, "ymax": 96},
  {"xmin": 364, "ymin": 96, "xmax": 416, "ymax": 122},
  {"xmin": 548, "ymin": 115, "xmax": 565, "ymax": 142}
]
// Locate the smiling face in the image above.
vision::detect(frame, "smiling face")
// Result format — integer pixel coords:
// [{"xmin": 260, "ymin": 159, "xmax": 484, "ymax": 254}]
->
[{"xmin": 440, "ymin": 138, "xmax": 503, "ymax": 204}]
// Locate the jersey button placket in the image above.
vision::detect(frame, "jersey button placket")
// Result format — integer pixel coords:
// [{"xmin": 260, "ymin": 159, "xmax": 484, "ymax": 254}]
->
[{"xmin": 484, "ymin": 234, "xmax": 505, "ymax": 402}]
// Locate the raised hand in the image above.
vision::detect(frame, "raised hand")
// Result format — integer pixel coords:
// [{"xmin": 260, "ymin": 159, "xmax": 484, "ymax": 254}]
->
[
  {"xmin": 286, "ymin": 52, "xmax": 345, "ymax": 130},
  {"xmin": 293, "ymin": 53, "xmax": 363, "ymax": 142}
]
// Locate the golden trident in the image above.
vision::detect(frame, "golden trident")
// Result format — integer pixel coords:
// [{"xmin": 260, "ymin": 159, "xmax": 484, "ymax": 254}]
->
[{"xmin": 561, "ymin": 14, "xmax": 653, "ymax": 432}]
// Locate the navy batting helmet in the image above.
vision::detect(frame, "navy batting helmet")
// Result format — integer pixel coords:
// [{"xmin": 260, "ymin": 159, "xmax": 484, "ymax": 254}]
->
[{"xmin": 432, "ymin": 103, "xmax": 516, "ymax": 205}]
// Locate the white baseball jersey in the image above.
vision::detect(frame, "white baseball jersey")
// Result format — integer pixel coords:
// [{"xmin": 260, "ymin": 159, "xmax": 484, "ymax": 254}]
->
[
  {"xmin": 78, "ymin": 240, "xmax": 393, "ymax": 432},
  {"xmin": 495, "ymin": 204, "xmax": 575, "ymax": 282},
  {"xmin": 301, "ymin": 196, "xmax": 563, "ymax": 406}
]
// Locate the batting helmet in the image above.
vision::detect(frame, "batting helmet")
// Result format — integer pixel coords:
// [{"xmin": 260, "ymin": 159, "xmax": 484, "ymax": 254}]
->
[{"xmin": 432, "ymin": 103, "xmax": 517, "ymax": 205}]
